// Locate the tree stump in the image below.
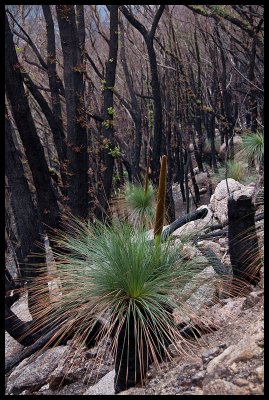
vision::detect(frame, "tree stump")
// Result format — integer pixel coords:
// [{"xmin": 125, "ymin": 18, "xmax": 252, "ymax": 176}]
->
[{"xmin": 228, "ymin": 195, "xmax": 261, "ymax": 292}]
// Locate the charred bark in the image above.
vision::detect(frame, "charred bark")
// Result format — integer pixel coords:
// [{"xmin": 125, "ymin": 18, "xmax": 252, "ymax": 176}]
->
[
  {"xmin": 22, "ymin": 72, "xmax": 66, "ymax": 189},
  {"xmin": 95, "ymin": 5, "xmax": 119, "ymax": 221},
  {"xmin": 120, "ymin": 24, "xmax": 142, "ymax": 181},
  {"xmin": 113, "ymin": 306, "xmax": 173, "ymax": 393},
  {"xmin": 5, "ymin": 110, "xmax": 44, "ymax": 278},
  {"xmin": 5, "ymin": 12, "xmax": 60, "ymax": 232},
  {"xmin": 228, "ymin": 195, "xmax": 261, "ymax": 287},
  {"xmin": 56, "ymin": 5, "xmax": 88, "ymax": 219},
  {"xmin": 120, "ymin": 5, "xmax": 165, "ymax": 184},
  {"xmin": 162, "ymin": 207, "xmax": 208, "ymax": 240},
  {"xmin": 42, "ymin": 5, "xmax": 66, "ymax": 160}
]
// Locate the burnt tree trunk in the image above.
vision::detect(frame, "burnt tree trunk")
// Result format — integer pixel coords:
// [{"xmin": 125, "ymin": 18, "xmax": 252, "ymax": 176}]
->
[
  {"xmin": 5, "ymin": 110, "xmax": 44, "ymax": 279},
  {"xmin": 228, "ymin": 195, "xmax": 261, "ymax": 289},
  {"xmin": 120, "ymin": 5, "xmax": 165, "ymax": 185},
  {"xmin": 5, "ymin": 109, "xmax": 50, "ymax": 320},
  {"xmin": 56, "ymin": 5, "xmax": 88, "ymax": 219},
  {"xmin": 22, "ymin": 72, "xmax": 66, "ymax": 191},
  {"xmin": 163, "ymin": 76, "xmax": 175, "ymax": 222},
  {"xmin": 5, "ymin": 12, "xmax": 60, "ymax": 231},
  {"xmin": 42, "ymin": 5, "xmax": 66, "ymax": 161},
  {"xmin": 175, "ymin": 129, "xmax": 186, "ymax": 203},
  {"xmin": 120, "ymin": 24, "xmax": 142, "ymax": 182},
  {"xmin": 184, "ymin": 150, "xmax": 190, "ymax": 213},
  {"xmin": 189, "ymin": 150, "xmax": 200, "ymax": 206},
  {"xmin": 95, "ymin": 5, "xmax": 119, "ymax": 222}
]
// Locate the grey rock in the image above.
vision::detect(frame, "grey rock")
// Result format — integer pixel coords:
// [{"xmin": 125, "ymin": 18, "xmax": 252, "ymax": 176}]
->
[
  {"xmin": 202, "ymin": 297, "xmax": 246, "ymax": 327},
  {"xmin": 6, "ymin": 346, "xmax": 67, "ymax": 395},
  {"xmin": 210, "ymin": 179, "xmax": 254, "ymax": 225},
  {"xmin": 203, "ymin": 378, "xmax": 248, "ymax": 395},
  {"xmin": 197, "ymin": 240, "xmax": 224, "ymax": 259},
  {"xmin": 181, "ymin": 244, "xmax": 199, "ymax": 260},
  {"xmin": 172, "ymin": 206, "xmax": 213, "ymax": 238},
  {"xmin": 83, "ymin": 369, "xmax": 115, "ymax": 395},
  {"xmin": 205, "ymin": 316, "xmax": 264, "ymax": 380},
  {"xmin": 202, "ymin": 347, "xmax": 220, "ymax": 363},
  {"xmin": 191, "ymin": 370, "xmax": 205, "ymax": 383}
]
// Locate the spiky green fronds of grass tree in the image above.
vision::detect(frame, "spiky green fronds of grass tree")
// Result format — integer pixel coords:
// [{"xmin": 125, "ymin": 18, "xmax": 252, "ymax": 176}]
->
[
  {"xmin": 240, "ymin": 132, "xmax": 264, "ymax": 170},
  {"xmin": 124, "ymin": 182, "xmax": 155, "ymax": 228},
  {"xmin": 27, "ymin": 217, "xmax": 212, "ymax": 393},
  {"xmin": 214, "ymin": 160, "xmax": 256, "ymax": 184}
]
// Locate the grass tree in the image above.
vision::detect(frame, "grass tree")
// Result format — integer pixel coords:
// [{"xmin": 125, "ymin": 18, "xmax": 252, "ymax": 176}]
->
[
  {"xmin": 28, "ymin": 216, "xmax": 211, "ymax": 393},
  {"xmin": 124, "ymin": 157, "xmax": 155, "ymax": 228},
  {"xmin": 25, "ymin": 155, "xmax": 234, "ymax": 393},
  {"xmin": 240, "ymin": 131, "xmax": 264, "ymax": 172},
  {"xmin": 214, "ymin": 160, "xmax": 256, "ymax": 185}
]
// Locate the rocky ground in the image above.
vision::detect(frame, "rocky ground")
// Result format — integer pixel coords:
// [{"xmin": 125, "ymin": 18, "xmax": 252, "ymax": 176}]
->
[{"xmin": 5, "ymin": 178, "xmax": 264, "ymax": 395}]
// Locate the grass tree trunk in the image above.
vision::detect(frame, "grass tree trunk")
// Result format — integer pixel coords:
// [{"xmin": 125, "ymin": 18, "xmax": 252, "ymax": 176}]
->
[
  {"xmin": 114, "ymin": 311, "xmax": 149, "ymax": 394},
  {"xmin": 114, "ymin": 306, "xmax": 173, "ymax": 394}
]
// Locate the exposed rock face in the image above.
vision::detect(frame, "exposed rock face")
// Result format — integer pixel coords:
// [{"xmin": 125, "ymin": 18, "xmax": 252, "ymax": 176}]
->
[
  {"xmin": 118, "ymin": 295, "xmax": 264, "ymax": 396},
  {"xmin": 5, "ymin": 293, "xmax": 32, "ymax": 360},
  {"xmin": 203, "ymin": 378, "xmax": 248, "ymax": 395},
  {"xmin": 197, "ymin": 240, "xmax": 225, "ymax": 259},
  {"xmin": 83, "ymin": 370, "xmax": 115, "ymax": 395},
  {"xmin": 203, "ymin": 313, "xmax": 264, "ymax": 395},
  {"xmin": 6, "ymin": 347, "xmax": 67, "ymax": 395},
  {"xmin": 209, "ymin": 179, "xmax": 255, "ymax": 225},
  {"xmin": 181, "ymin": 243, "xmax": 200, "ymax": 259}
]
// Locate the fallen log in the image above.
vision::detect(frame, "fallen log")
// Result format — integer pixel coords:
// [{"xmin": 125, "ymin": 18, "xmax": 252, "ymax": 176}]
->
[
  {"xmin": 194, "ymin": 212, "xmax": 264, "ymax": 241},
  {"xmin": 203, "ymin": 212, "xmax": 264, "ymax": 234},
  {"xmin": 5, "ymin": 323, "xmax": 62, "ymax": 374},
  {"xmin": 161, "ymin": 207, "xmax": 208, "ymax": 240},
  {"xmin": 198, "ymin": 247, "xmax": 228, "ymax": 276},
  {"xmin": 5, "ymin": 318, "xmax": 105, "ymax": 375},
  {"xmin": 5, "ymin": 303, "xmax": 35, "ymax": 347},
  {"xmin": 196, "ymin": 229, "xmax": 228, "ymax": 240}
]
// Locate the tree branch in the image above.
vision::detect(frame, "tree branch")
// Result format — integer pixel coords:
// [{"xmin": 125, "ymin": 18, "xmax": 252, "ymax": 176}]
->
[
  {"xmin": 149, "ymin": 5, "xmax": 166, "ymax": 39},
  {"xmin": 119, "ymin": 6, "xmax": 148, "ymax": 37},
  {"xmin": 7, "ymin": 10, "xmax": 48, "ymax": 71}
]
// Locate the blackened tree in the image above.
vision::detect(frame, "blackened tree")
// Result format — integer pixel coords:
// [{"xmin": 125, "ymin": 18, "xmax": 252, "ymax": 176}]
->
[{"xmin": 56, "ymin": 5, "xmax": 88, "ymax": 219}]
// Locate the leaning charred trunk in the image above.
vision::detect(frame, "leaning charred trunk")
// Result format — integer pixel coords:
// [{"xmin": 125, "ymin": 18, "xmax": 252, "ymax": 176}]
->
[
  {"xmin": 189, "ymin": 153, "xmax": 200, "ymax": 205},
  {"xmin": 5, "ymin": 12, "xmax": 60, "ymax": 231},
  {"xmin": 228, "ymin": 195, "xmax": 261, "ymax": 289}
]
